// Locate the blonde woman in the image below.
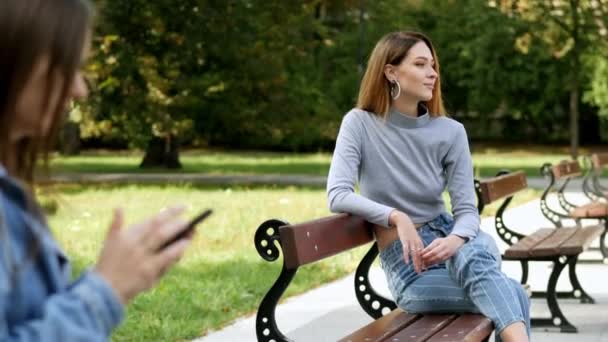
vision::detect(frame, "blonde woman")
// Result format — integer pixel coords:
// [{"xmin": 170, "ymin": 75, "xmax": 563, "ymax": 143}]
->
[{"xmin": 327, "ymin": 31, "xmax": 530, "ymax": 342}]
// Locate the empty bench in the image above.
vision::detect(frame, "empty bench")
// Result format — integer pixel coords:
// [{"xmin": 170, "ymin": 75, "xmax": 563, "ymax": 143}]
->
[
  {"xmin": 254, "ymin": 215, "xmax": 493, "ymax": 341},
  {"xmin": 475, "ymin": 170, "xmax": 603, "ymax": 333},
  {"xmin": 582, "ymin": 153, "xmax": 608, "ymax": 201},
  {"xmin": 540, "ymin": 160, "xmax": 608, "ymax": 262}
]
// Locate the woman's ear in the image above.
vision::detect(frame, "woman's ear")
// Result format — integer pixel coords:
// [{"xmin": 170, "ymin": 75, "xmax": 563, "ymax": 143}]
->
[{"xmin": 383, "ymin": 64, "xmax": 395, "ymax": 82}]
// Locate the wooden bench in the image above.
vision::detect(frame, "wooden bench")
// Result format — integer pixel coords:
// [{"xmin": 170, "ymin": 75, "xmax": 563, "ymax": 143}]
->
[
  {"xmin": 582, "ymin": 153, "xmax": 608, "ymax": 201},
  {"xmin": 475, "ymin": 171, "xmax": 604, "ymax": 333},
  {"xmin": 254, "ymin": 215, "xmax": 493, "ymax": 341},
  {"xmin": 539, "ymin": 160, "xmax": 608, "ymax": 262}
]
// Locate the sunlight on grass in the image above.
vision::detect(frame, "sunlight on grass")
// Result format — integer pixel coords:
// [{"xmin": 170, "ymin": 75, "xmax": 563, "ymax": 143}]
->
[{"xmin": 48, "ymin": 147, "xmax": 605, "ymax": 178}]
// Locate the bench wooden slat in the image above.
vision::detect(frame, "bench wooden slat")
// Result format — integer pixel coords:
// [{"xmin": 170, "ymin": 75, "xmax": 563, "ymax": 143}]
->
[
  {"xmin": 591, "ymin": 153, "xmax": 608, "ymax": 170},
  {"xmin": 552, "ymin": 160, "xmax": 582, "ymax": 180},
  {"xmin": 279, "ymin": 214, "xmax": 373, "ymax": 269},
  {"xmin": 426, "ymin": 314, "xmax": 493, "ymax": 342},
  {"xmin": 530, "ymin": 228, "xmax": 578, "ymax": 257},
  {"xmin": 570, "ymin": 202, "xmax": 608, "ymax": 218},
  {"xmin": 559, "ymin": 226, "xmax": 604, "ymax": 255},
  {"xmin": 389, "ymin": 314, "xmax": 458, "ymax": 341},
  {"xmin": 338, "ymin": 309, "xmax": 420, "ymax": 342},
  {"xmin": 479, "ymin": 171, "xmax": 527, "ymax": 205},
  {"xmin": 504, "ymin": 228, "xmax": 554, "ymax": 258}
]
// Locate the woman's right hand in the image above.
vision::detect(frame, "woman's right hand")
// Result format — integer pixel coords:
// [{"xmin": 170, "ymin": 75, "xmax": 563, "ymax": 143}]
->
[
  {"xmin": 94, "ymin": 206, "xmax": 192, "ymax": 305},
  {"xmin": 389, "ymin": 210, "xmax": 424, "ymax": 274}
]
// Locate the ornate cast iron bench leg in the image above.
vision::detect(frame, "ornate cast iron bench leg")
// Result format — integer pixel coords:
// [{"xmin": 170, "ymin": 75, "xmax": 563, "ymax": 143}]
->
[
  {"xmin": 254, "ymin": 219, "xmax": 295, "ymax": 342},
  {"xmin": 354, "ymin": 242, "xmax": 397, "ymax": 318},
  {"xmin": 531, "ymin": 256, "xmax": 578, "ymax": 333}
]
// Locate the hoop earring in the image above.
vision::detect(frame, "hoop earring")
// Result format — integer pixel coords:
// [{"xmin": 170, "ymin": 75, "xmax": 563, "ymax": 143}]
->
[{"xmin": 390, "ymin": 80, "xmax": 401, "ymax": 99}]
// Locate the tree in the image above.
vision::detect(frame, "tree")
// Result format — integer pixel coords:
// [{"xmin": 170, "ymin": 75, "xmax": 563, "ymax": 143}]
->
[
  {"xmin": 497, "ymin": 0, "xmax": 608, "ymax": 157},
  {"xmin": 88, "ymin": 0, "xmax": 203, "ymax": 168}
]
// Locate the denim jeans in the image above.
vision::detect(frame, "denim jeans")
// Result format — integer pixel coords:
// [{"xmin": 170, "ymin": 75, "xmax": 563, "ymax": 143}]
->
[{"xmin": 379, "ymin": 213, "xmax": 531, "ymax": 341}]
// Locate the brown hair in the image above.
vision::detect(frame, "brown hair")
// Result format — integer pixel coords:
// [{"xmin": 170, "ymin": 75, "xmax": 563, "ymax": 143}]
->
[
  {"xmin": 0, "ymin": 0, "xmax": 93, "ymax": 186},
  {"xmin": 357, "ymin": 31, "xmax": 446, "ymax": 118}
]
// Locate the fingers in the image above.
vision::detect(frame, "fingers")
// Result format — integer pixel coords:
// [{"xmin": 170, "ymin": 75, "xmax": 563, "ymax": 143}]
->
[
  {"xmin": 421, "ymin": 240, "xmax": 439, "ymax": 260},
  {"xmin": 152, "ymin": 238, "xmax": 191, "ymax": 277},
  {"xmin": 148, "ymin": 217, "xmax": 189, "ymax": 252},
  {"xmin": 138, "ymin": 206, "xmax": 187, "ymax": 248},
  {"xmin": 421, "ymin": 240, "xmax": 448, "ymax": 266},
  {"xmin": 411, "ymin": 243, "xmax": 423, "ymax": 274},
  {"xmin": 402, "ymin": 244, "xmax": 410, "ymax": 265},
  {"xmin": 402, "ymin": 241, "xmax": 424, "ymax": 273},
  {"xmin": 107, "ymin": 208, "xmax": 124, "ymax": 239}
]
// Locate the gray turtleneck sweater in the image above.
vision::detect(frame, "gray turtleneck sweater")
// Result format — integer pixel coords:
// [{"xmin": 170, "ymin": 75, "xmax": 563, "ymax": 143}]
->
[{"xmin": 326, "ymin": 107, "xmax": 480, "ymax": 240}]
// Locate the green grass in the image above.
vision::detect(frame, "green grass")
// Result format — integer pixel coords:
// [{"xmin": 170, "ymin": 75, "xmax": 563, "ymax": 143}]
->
[
  {"xmin": 49, "ymin": 150, "xmax": 330, "ymax": 175},
  {"xmin": 42, "ymin": 184, "xmax": 542, "ymax": 341},
  {"xmin": 48, "ymin": 145, "xmax": 607, "ymax": 178},
  {"xmin": 46, "ymin": 185, "xmax": 350, "ymax": 342}
]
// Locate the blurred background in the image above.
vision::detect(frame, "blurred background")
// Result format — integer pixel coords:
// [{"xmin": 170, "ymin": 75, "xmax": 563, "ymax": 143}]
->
[{"xmin": 60, "ymin": 0, "xmax": 608, "ymax": 166}]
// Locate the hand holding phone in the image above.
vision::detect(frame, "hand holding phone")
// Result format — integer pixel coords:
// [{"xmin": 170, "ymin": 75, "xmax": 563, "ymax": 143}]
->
[{"xmin": 159, "ymin": 209, "xmax": 213, "ymax": 250}]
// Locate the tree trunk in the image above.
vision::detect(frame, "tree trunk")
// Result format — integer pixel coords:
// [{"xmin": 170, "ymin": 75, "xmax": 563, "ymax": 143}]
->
[
  {"xmin": 569, "ymin": 0, "xmax": 580, "ymax": 159},
  {"xmin": 59, "ymin": 121, "xmax": 81, "ymax": 156},
  {"xmin": 569, "ymin": 81, "xmax": 579, "ymax": 159},
  {"xmin": 139, "ymin": 136, "xmax": 182, "ymax": 169}
]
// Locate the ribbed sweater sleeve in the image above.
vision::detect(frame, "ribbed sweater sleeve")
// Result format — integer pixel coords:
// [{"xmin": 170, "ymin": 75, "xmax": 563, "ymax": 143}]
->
[
  {"xmin": 327, "ymin": 112, "xmax": 395, "ymax": 227},
  {"xmin": 444, "ymin": 124, "xmax": 480, "ymax": 240}
]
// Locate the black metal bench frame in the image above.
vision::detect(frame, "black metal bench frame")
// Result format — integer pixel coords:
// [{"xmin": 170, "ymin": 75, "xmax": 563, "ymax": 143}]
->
[
  {"xmin": 540, "ymin": 162, "xmax": 608, "ymax": 262},
  {"xmin": 475, "ymin": 170, "xmax": 596, "ymax": 333},
  {"xmin": 253, "ymin": 218, "xmax": 394, "ymax": 342},
  {"xmin": 582, "ymin": 156, "xmax": 605, "ymax": 202}
]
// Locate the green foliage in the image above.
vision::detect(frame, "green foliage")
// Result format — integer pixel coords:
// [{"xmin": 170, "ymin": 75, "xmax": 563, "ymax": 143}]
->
[
  {"xmin": 585, "ymin": 54, "xmax": 608, "ymax": 141},
  {"xmin": 79, "ymin": 0, "xmax": 608, "ymax": 151}
]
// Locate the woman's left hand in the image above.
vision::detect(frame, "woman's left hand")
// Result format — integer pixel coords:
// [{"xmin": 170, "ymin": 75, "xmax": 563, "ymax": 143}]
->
[{"xmin": 420, "ymin": 235, "xmax": 466, "ymax": 267}]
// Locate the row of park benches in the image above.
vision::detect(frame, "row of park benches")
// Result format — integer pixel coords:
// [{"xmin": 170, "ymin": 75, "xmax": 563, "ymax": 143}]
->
[{"xmin": 253, "ymin": 153, "xmax": 608, "ymax": 341}]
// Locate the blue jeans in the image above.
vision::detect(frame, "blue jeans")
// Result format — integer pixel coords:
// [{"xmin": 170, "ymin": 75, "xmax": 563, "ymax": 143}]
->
[{"xmin": 379, "ymin": 213, "xmax": 531, "ymax": 341}]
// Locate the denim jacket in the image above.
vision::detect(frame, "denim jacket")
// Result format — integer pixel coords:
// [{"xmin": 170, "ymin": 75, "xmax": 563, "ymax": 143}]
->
[{"xmin": 0, "ymin": 165, "xmax": 124, "ymax": 341}]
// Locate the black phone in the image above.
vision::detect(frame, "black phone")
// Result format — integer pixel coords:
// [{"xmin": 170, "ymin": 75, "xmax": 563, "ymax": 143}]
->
[{"xmin": 160, "ymin": 209, "xmax": 213, "ymax": 250}]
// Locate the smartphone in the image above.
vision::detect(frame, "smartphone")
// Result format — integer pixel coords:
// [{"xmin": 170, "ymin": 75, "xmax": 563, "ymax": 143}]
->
[{"xmin": 160, "ymin": 209, "xmax": 213, "ymax": 250}]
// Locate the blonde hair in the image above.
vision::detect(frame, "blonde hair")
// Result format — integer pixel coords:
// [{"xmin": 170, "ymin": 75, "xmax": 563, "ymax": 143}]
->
[{"xmin": 357, "ymin": 31, "xmax": 446, "ymax": 118}]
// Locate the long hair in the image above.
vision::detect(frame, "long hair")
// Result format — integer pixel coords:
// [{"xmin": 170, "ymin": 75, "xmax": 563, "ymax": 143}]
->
[
  {"xmin": 0, "ymin": 0, "xmax": 93, "ymax": 275},
  {"xmin": 357, "ymin": 31, "xmax": 446, "ymax": 118},
  {"xmin": 0, "ymin": 0, "xmax": 93, "ymax": 187}
]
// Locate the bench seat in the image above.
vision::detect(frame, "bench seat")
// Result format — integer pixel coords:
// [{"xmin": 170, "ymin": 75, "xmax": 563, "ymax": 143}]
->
[
  {"xmin": 504, "ymin": 227, "xmax": 604, "ymax": 259},
  {"xmin": 340, "ymin": 310, "xmax": 492, "ymax": 342},
  {"xmin": 569, "ymin": 202, "xmax": 608, "ymax": 218}
]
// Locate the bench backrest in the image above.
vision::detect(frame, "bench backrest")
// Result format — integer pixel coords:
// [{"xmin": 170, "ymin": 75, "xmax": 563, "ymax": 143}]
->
[
  {"xmin": 477, "ymin": 171, "xmax": 527, "ymax": 205},
  {"xmin": 279, "ymin": 214, "xmax": 373, "ymax": 269},
  {"xmin": 591, "ymin": 153, "xmax": 608, "ymax": 172},
  {"xmin": 551, "ymin": 160, "xmax": 582, "ymax": 180}
]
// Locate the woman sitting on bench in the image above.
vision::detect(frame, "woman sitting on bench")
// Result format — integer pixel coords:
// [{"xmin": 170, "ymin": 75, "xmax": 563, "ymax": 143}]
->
[{"xmin": 327, "ymin": 31, "xmax": 530, "ymax": 342}]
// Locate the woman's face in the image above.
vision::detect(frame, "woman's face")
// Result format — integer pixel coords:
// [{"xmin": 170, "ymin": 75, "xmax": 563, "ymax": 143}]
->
[
  {"xmin": 386, "ymin": 41, "xmax": 438, "ymax": 102},
  {"xmin": 11, "ymin": 39, "xmax": 90, "ymax": 142}
]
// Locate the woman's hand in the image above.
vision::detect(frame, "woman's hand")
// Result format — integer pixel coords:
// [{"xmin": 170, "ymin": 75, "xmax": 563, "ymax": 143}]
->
[
  {"xmin": 420, "ymin": 235, "xmax": 465, "ymax": 267},
  {"xmin": 389, "ymin": 210, "xmax": 424, "ymax": 274},
  {"xmin": 94, "ymin": 206, "xmax": 193, "ymax": 305}
]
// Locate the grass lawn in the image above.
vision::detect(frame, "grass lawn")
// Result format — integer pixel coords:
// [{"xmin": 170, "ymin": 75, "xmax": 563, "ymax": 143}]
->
[
  {"xmin": 42, "ymin": 184, "xmax": 541, "ymax": 341},
  {"xmin": 49, "ymin": 145, "xmax": 607, "ymax": 178}
]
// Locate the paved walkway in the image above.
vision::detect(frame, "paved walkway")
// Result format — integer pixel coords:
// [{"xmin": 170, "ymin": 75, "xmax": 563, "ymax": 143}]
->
[
  {"xmin": 47, "ymin": 173, "xmax": 603, "ymax": 190},
  {"xmin": 196, "ymin": 193, "xmax": 608, "ymax": 341}
]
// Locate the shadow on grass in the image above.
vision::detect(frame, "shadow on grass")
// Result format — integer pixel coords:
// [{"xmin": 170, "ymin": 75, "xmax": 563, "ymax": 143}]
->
[
  {"xmin": 51, "ymin": 161, "xmax": 330, "ymax": 176},
  {"xmin": 39, "ymin": 183, "xmax": 326, "ymax": 199}
]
